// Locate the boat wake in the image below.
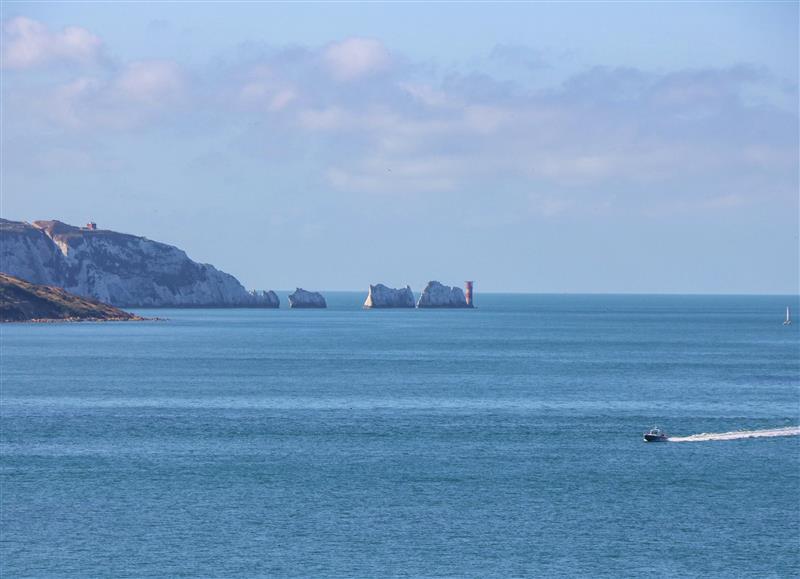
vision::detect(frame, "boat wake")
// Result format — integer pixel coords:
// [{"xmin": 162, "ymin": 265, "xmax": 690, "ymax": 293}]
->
[{"xmin": 667, "ymin": 427, "xmax": 800, "ymax": 443}]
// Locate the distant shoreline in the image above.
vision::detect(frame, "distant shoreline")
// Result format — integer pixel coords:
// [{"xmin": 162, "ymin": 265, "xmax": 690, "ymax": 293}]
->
[{"xmin": 1, "ymin": 316, "xmax": 158, "ymax": 324}]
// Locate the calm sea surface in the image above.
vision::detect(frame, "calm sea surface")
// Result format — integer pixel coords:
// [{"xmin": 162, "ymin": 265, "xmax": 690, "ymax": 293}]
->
[{"xmin": 2, "ymin": 293, "xmax": 799, "ymax": 578}]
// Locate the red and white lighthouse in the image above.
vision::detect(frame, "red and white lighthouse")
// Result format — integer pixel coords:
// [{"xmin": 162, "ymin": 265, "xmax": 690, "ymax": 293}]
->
[{"xmin": 464, "ymin": 281, "xmax": 474, "ymax": 307}]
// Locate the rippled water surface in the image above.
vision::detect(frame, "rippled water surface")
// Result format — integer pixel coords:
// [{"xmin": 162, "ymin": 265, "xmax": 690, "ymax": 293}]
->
[{"xmin": 2, "ymin": 293, "xmax": 799, "ymax": 577}]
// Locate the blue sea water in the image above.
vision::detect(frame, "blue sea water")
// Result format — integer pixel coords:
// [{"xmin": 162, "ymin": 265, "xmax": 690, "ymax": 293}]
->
[{"xmin": 1, "ymin": 293, "xmax": 799, "ymax": 578}]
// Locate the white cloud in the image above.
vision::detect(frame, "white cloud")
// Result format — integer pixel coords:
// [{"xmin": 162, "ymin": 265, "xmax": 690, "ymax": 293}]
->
[
  {"xmin": 2, "ymin": 16, "xmax": 102, "ymax": 69},
  {"xmin": 528, "ymin": 193, "xmax": 576, "ymax": 217},
  {"xmin": 113, "ymin": 60, "xmax": 184, "ymax": 105},
  {"xmin": 400, "ymin": 82, "xmax": 451, "ymax": 107},
  {"xmin": 462, "ymin": 105, "xmax": 511, "ymax": 133},
  {"xmin": 323, "ymin": 37, "xmax": 390, "ymax": 81},
  {"xmin": 327, "ymin": 152, "xmax": 491, "ymax": 195},
  {"xmin": 46, "ymin": 77, "xmax": 103, "ymax": 128},
  {"xmin": 33, "ymin": 61, "xmax": 185, "ymax": 130},
  {"xmin": 238, "ymin": 70, "xmax": 297, "ymax": 112},
  {"xmin": 327, "ymin": 163, "xmax": 456, "ymax": 194},
  {"xmin": 297, "ymin": 106, "xmax": 353, "ymax": 131}
]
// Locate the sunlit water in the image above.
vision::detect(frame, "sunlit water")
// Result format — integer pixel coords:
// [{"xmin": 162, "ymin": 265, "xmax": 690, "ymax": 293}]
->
[{"xmin": 2, "ymin": 293, "xmax": 798, "ymax": 577}]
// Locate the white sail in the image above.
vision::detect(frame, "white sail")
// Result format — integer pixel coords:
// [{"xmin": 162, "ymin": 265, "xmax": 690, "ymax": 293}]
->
[{"xmin": 785, "ymin": 306, "xmax": 792, "ymax": 325}]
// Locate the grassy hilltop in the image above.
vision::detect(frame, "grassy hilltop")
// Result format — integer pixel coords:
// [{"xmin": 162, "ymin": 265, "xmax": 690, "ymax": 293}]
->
[{"xmin": 0, "ymin": 273, "xmax": 144, "ymax": 322}]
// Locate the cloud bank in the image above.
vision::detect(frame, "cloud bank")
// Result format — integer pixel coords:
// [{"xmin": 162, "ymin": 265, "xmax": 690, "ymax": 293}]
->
[{"xmin": 4, "ymin": 17, "xmax": 798, "ymax": 218}]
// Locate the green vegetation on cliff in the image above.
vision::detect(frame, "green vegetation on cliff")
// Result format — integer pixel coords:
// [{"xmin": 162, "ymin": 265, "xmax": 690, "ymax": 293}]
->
[{"xmin": 0, "ymin": 273, "xmax": 143, "ymax": 322}]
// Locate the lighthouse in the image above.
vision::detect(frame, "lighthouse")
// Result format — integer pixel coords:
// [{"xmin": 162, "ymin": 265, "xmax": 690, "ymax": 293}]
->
[{"xmin": 465, "ymin": 281, "xmax": 474, "ymax": 307}]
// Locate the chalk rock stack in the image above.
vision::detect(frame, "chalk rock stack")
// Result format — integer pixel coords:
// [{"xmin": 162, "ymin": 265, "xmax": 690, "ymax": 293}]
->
[
  {"xmin": 416, "ymin": 281, "xmax": 471, "ymax": 308},
  {"xmin": 363, "ymin": 284, "xmax": 415, "ymax": 308},
  {"xmin": 288, "ymin": 288, "xmax": 327, "ymax": 308},
  {"xmin": 250, "ymin": 290, "xmax": 280, "ymax": 308}
]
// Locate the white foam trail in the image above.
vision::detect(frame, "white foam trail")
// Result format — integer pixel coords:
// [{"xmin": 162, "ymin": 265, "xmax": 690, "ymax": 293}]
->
[{"xmin": 668, "ymin": 426, "xmax": 800, "ymax": 442}]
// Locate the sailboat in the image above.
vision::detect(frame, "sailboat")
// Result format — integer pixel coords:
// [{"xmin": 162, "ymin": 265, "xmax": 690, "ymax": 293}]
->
[{"xmin": 784, "ymin": 307, "xmax": 792, "ymax": 326}]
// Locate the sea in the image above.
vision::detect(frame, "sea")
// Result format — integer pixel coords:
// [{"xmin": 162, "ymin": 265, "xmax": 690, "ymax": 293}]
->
[{"xmin": 2, "ymin": 293, "xmax": 799, "ymax": 578}]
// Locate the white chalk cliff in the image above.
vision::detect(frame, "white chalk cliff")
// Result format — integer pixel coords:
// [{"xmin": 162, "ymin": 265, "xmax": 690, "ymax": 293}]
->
[
  {"xmin": 416, "ymin": 281, "xmax": 471, "ymax": 308},
  {"xmin": 288, "ymin": 288, "xmax": 327, "ymax": 308},
  {"xmin": 363, "ymin": 284, "xmax": 415, "ymax": 308},
  {"xmin": 0, "ymin": 219, "xmax": 279, "ymax": 307}
]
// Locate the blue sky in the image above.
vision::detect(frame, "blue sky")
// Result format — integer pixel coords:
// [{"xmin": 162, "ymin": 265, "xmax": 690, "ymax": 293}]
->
[{"xmin": 2, "ymin": 1, "xmax": 798, "ymax": 293}]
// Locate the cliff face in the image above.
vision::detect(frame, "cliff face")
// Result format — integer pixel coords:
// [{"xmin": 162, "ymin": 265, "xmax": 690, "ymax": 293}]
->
[
  {"xmin": 0, "ymin": 273, "xmax": 143, "ymax": 322},
  {"xmin": 0, "ymin": 219, "xmax": 65, "ymax": 287},
  {"xmin": 416, "ymin": 281, "xmax": 471, "ymax": 308},
  {"xmin": 288, "ymin": 288, "xmax": 327, "ymax": 308},
  {"xmin": 364, "ymin": 284, "xmax": 415, "ymax": 308},
  {"xmin": 0, "ymin": 219, "xmax": 278, "ymax": 308}
]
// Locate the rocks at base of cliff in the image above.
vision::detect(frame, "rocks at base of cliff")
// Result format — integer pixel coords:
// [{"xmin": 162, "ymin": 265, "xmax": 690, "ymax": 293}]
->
[
  {"xmin": 364, "ymin": 284, "xmax": 415, "ymax": 308},
  {"xmin": 416, "ymin": 281, "xmax": 471, "ymax": 308},
  {"xmin": 0, "ymin": 219, "xmax": 279, "ymax": 308},
  {"xmin": 288, "ymin": 288, "xmax": 327, "ymax": 309}
]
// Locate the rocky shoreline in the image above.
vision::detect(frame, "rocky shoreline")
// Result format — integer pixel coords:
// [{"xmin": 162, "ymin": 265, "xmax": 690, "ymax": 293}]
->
[
  {"xmin": 7, "ymin": 316, "xmax": 156, "ymax": 324},
  {"xmin": 1, "ymin": 277, "xmax": 477, "ymax": 320},
  {"xmin": 1, "ymin": 218, "xmax": 477, "ymax": 316}
]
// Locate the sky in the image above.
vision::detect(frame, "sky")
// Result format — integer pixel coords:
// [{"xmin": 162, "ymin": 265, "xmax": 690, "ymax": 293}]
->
[{"xmin": 2, "ymin": 1, "xmax": 798, "ymax": 294}]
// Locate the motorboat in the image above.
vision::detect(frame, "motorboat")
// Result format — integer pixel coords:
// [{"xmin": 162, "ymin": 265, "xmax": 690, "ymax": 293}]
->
[{"xmin": 643, "ymin": 426, "xmax": 668, "ymax": 442}]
